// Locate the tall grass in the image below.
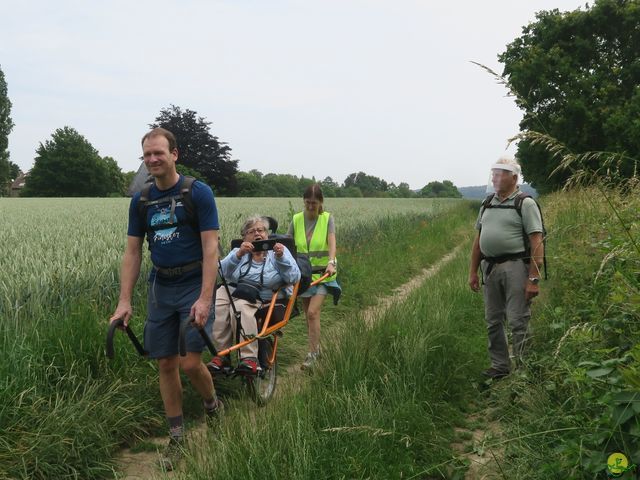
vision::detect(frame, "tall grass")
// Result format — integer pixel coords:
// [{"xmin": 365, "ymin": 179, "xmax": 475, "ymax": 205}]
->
[
  {"xmin": 0, "ymin": 196, "xmax": 467, "ymax": 479},
  {"xmin": 176, "ymin": 230, "xmax": 486, "ymax": 479},
  {"xmin": 483, "ymin": 183, "xmax": 640, "ymax": 478}
]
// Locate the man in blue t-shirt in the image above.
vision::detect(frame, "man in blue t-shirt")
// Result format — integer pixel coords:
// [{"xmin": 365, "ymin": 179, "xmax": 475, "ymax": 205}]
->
[{"xmin": 109, "ymin": 127, "xmax": 221, "ymax": 471}]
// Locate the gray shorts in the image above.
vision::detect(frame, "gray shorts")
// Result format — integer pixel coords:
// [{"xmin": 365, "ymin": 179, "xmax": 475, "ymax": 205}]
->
[{"xmin": 144, "ymin": 281, "xmax": 214, "ymax": 359}]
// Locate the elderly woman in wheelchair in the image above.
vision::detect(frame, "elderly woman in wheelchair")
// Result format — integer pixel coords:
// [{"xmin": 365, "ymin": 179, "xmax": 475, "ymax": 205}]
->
[{"xmin": 208, "ymin": 215, "xmax": 301, "ymax": 375}]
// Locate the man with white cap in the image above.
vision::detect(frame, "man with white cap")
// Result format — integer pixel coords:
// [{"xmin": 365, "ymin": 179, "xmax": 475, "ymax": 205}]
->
[{"xmin": 468, "ymin": 155, "xmax": 544, "ymax": 379}]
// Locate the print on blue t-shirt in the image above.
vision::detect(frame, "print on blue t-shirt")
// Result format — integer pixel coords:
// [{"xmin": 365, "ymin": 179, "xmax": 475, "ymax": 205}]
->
[{"xmin": 150, "ymin": 207, "xmax": 180, "ymax": 244}]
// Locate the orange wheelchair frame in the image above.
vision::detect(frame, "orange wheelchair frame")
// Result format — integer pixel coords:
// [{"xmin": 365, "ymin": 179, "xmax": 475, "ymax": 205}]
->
[
  {"xmin": 182, "ymin": 264, "xmax": 327, "ymax": 405},
  {"xmin": 181, "ymin": 230, "xmax": 327, "ymax": 405},
  {"xmin": 106, "ymin": 219, "xmax": 328, "ymax": 406}
]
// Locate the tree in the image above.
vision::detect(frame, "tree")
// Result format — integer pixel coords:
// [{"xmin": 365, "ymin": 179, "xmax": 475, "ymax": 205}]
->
[
  {"xmin": 499, "ymin": 0, "xmax": 640, "ymax": 192},
  {"xmin": 319, "ymin": 176, "xmax": 339, "ymax": 197},
  {"xmin": 420, "ymin": 180, "xmax": 462, "ymax": 198},
  {"xmin": 261, "ymin": 173, "xmax": 299, "ymax": 197},
  {"xmin": 0, "ymin": 65, "xmax": 15, "ymax": 194},
  {"xmin": 123, "ymin": 170, "xmax": 137, "ymax": 192},
  {"xmin": 343, "ymin": 171, "xmax": 389, "ymax": 197},
  {"xmin": 21, "ymin": 127, "xmax": 123, "ymax": 197},
  {"xmin": 0, "ymin": 158, "xmax": 8, "ymax": 195},
  {"xmin": 338, "ymin": 186, "xmax": 363, "ymax": 198},
  {"xmin": 298, "ymin": 176, "xmax": 316, "ymax": 196},
  {"xmin": 389, "ymin": 182, "xmax": 416, "ymax": 198},
  {"xmin": 176, "ymin": 164, "xmax": 208, "ymax": 184},
  {"xmin": 8, "ymin": 161, "xmax": 20, "ymax": 180},
  {"xmin": 150, "ymin": 105, "xmax": 239, "ymax": 195},
  {"xmin": 236, "ymin": 170, "xmax": 264, "ymax": 197},
  {"xmin": 102, "ymin": 156, "xmax": 126, "ymax": 196}
]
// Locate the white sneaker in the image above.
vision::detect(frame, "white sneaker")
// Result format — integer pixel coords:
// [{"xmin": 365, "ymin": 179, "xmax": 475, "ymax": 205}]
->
[{"xmin": 301, "ymin": 351, "xmax": 320, "ymax": 370}]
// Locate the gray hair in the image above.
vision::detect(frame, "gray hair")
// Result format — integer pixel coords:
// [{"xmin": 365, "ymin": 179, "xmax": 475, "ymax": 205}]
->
[
  {"xmin": 240, "ymin": 215, "xmax": 270, "ymax": 236},
  {"xmin": 493, "ymin": 155, "xmax": 522, "ymax": 177}
]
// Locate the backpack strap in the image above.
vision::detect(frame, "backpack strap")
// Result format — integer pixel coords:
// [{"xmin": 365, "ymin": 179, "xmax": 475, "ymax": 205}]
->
[
  {"xmin": 480, "ymin": 193, "xmax": 495, "ymax": 210},
  {"xmin": 512, "ymin": 191, "xmax": 531, "ymax": 217},
  {"xmin": 179, "ymin": 176, "xmax": 198, "ymax": 232},
  {"xmin": 513, "ymin": 192, "xmax": 548, "ymax": 280},
  {"xmin": 514, "ymin": 192, "xmax": 547, "ymax": 279},
  {"xmin": 137, "ymin": 182, "xmax": 154, "ymax": 239}
]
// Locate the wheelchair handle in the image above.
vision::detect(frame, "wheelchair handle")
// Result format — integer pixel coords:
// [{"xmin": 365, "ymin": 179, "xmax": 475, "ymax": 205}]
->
[
  {"xmin": 105, "ymin": 318, "xmax": 146, "ymax": 359},
  {"xmin": 179, "ymin": 316, "xmax": 218, "ymax": 358},
  {"xmin": 310, "ymin": 272, "xmax": 331, "ymax": 286}
]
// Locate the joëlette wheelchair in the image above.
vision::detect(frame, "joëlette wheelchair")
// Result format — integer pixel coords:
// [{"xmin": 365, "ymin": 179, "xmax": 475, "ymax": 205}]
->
[{"xmin": 106, "ymin": 216, "xmax": 327, "ymax": 406}]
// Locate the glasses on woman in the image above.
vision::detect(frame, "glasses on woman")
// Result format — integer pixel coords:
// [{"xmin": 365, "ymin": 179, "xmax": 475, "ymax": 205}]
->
[{"xmin": 245, "ymin": 227, "xmax": 267, "ymax": 235}]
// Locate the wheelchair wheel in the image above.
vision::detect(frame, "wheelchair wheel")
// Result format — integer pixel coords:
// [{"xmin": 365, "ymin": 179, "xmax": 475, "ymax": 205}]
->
[{"xmin": 247, "ymin": 337, "xmax": 277, "ymax": 406}]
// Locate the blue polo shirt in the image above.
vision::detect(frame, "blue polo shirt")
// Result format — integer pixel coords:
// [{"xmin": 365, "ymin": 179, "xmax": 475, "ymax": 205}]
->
[{"xmin": 128, "ymin": 175, "xmax": 219, "ymax": 284}]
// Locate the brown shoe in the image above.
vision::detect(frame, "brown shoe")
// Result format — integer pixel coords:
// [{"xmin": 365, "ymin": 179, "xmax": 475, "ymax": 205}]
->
[
  {"xmin": 205, "ymin": 398, "xmax": 224, "ymax": 423},
  {"xmin": 158, "ymin": 437, "xmax": 185, "ymax": 472}
]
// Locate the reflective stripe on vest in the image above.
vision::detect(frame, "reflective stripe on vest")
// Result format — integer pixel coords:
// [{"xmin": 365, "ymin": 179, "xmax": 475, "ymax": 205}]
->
[{"xmin": 293, "ymin": 211, "xmax": 337, "ymax": 283}]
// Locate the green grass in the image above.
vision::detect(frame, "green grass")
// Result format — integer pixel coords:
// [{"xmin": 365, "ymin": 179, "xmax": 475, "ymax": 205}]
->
[
  {"xmin": 173, "ymin": 207, "xmax": 486, "ymax": 480},
  {"xmin": 0, "ymin": 197, "xmax": 470, "ymax": 479},
  {"xmin": 469, "ymin": 184, "xmax": 640, "ymax": 479}
]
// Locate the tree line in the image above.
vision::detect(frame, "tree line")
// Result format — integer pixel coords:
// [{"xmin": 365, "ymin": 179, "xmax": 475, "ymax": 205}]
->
[
  {"xmin": 0, "ymin": 97, "xmax": 461, "ymax": 198},
  {"xmin": 235, "ymin": 170, "xmax": 460, "ymax": 198}
]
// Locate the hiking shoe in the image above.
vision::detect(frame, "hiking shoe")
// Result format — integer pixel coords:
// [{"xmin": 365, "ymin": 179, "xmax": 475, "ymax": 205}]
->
[
  {"xmin": 158, "ymin": 437, "xmax": 185, "ymax": 472},
  {"xmin": 236, "ymin": 357, "xmax": 260, "ymax": 375},
  {"xmin": 207, "ymin": 355, "xmax": 230, "ymax": 375},
  {"xmin": 482, "ymin": 367, "xmax": 510, "ymax": 380},
  {"xmin": 204, "ymin": 398, "xmax": 224, "ymax": 418},
  {"xmin": 204, "ymin": 398, "xmax": 224, "ymax": 425},
  {"xmin": 301, "ymin": 351, "xmax": 320, "ymax": 371}
]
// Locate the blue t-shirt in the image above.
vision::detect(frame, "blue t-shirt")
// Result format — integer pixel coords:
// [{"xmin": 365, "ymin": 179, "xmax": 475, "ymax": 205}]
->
[{"xmin": 128, "ymin": 175, "xmax": 219, "ymax": 284}]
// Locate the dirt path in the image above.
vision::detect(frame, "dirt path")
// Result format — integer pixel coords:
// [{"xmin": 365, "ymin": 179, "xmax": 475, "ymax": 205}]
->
[
  {"xmin": 280, "ymin": 243, "xmax": 464, "ymax": 385},
  {"xmin": 115, "ymin": 441, "xmax": 167, "ymax": 480},
  {"xmin": 451, "ymin": 412, "xmax": 504, "ymax": 480},
  {"xmin": 114, "ymin": 244, "xmax": 465, "ymax": 479},
  {"xmin": 361, "ymin": 244, "xmax": 463, "ymax": 327}
]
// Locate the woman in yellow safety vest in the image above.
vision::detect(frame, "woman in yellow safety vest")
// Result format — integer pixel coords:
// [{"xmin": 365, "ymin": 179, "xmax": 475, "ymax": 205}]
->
[{"xmin": 288, "ymin": 184, "xmax": 341, "ymax": 370}]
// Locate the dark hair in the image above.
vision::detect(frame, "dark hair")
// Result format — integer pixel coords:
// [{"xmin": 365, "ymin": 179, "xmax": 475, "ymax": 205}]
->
[
  {"xmin": 141, "ymin": 127, "xmax": 178, "ymax": 152},
  {"xmin": 303, "ymin": 184, "xmax": 324, "ymax": 214}
]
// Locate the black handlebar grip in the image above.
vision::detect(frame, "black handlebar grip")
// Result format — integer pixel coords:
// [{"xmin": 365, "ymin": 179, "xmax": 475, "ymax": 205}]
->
[
  {"xmin": 105, "ymin": 318, "xmax": 122, "ymax": 359},
  {"xmin": 197, "ymin": 323, "xmax": 218, "ymax": 357},
  {"xmin": 178, "ymin": 316, "xmax": 218, "ymax": 357},
  {"xmin": 125, "ymin": 325, "xmax": 146, "ymax": 356},
  {"xmin": 106, "ymin": 318, "xmax": 146, "ymax": 359}
]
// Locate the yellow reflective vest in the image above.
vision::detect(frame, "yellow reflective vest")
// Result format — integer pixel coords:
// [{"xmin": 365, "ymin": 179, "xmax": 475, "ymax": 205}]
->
[{"xmin": 292, "ymin": 211, "xmax": 337, "ymax": 283}]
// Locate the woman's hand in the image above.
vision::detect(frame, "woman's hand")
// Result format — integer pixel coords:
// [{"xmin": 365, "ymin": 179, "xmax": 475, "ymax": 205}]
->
[
  {"xmin": 237, "ymin": 241, "xmax": 254, "ymax": 258},
  {"xmin": 273, "ymin": 242, "xmax": 285, "ymax": 258},
  {"xmin": 325, "ymin": 263, "xmax": 336, "ymax": 276}
]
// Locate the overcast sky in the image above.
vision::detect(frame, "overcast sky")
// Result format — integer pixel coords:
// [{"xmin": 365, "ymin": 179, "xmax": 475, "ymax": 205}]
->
[{"xmin": 1, "ymin": 0, "xmax": 585, "ymax": 189}]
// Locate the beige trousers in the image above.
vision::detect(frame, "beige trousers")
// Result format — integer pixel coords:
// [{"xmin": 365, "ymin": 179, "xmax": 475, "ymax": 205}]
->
[{"xmin": 212, "ymin": 287, "xmax": 259, "ymax": 359}]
